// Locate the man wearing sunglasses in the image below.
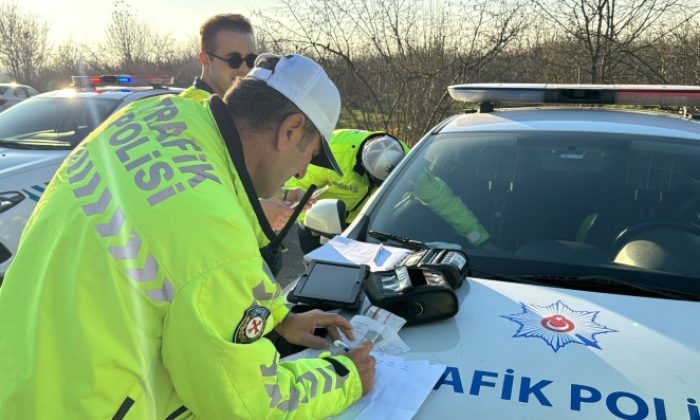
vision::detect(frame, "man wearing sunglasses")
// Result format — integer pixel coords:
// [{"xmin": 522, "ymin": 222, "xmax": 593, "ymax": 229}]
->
[
  {"xmin": 183, "ymin": 13, "xmax": 298, "ymax": 275},
  {"xmin": 191, "ymin": 13, "xmax": 257, "ymax": 99}
]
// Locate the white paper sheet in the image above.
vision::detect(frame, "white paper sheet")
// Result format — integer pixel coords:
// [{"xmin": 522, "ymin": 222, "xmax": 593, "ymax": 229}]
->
[
  {"xmin": 304, "ymin": 236, "xmax": 411, "ymax": 271},
  {"xmin": 333, "ymin": 355, "xmax": 446, "ymax": 420},
  {"xmin": 279, "ymin": 308, "xmax": 439, "ymax": 419}
]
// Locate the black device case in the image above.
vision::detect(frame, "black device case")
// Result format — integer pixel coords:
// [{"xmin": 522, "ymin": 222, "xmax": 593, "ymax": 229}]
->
[{"xmin": 363, "ymin": 249, "xmax": 469, "ymax": 325}]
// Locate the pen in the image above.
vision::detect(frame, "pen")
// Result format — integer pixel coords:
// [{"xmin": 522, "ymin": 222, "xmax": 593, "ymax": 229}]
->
[
  {"xmin": 373, "ymin": 243, "xmax": 384, "ymax": 263},
  {"xmin": 333, "ymin": 340, "xmax": 351, "ymax": 352}
]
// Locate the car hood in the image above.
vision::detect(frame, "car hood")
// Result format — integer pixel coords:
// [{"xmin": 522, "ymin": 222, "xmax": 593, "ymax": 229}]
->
[
  {"xmin": 0, "ymin": 147, "xmax": 69, "ymax": 178},
  {"xmin": 406, "ymin": 277, "xmax": 700, "ymax": 419}
]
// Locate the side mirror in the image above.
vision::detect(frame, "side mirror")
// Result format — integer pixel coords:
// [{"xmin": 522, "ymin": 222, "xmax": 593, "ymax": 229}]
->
[{"xmin": 304, "ymin": 199, "xmax": 347, "ymax": 238}]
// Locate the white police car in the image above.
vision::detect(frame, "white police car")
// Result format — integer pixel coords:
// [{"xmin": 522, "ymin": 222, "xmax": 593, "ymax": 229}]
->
[
  {"xmin": 305, "ymin": 84, "xmax": 700, "ymax": 419},
  {"xmin": 0, "ymin": 83, "xmax": 38, "ymax": 112},
  {"xmin": 0, "ymin": 76, "xmax": 181, "ymax": 279}
]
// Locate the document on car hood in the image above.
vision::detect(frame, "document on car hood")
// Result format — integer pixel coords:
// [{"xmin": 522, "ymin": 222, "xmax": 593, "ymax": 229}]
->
[
  {"xmin": 280, "ymin": 307, "xmax": 410, "ymax": 363},
  {"xmin": 280, "ymin": 307, "xmax": 440, "ymax": 419},
  {"xmin": 304, "ymin": 236, "xmax": 411, "ymax": 271},
  {"xmin": 333, "ymin": 354, "xmax": 446, "ymax": 420}
]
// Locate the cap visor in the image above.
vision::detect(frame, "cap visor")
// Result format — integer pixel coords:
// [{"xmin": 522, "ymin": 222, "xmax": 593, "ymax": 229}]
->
[{"xmin": 311, "ymin": 136, "xmax": 343, "ymax": 176}]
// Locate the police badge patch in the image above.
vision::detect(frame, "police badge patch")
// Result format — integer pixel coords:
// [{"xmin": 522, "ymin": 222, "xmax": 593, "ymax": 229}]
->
[{"xmin": 233, "ymin": 306, "xmax": 271, "ymax": 343}]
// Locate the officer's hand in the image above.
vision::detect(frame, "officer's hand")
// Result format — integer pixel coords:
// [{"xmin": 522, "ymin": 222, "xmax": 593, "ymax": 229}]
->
[
  {"xmin": 346, "ymin": 342, "xmax": 376, "ymax": 395},
  {"xmin": 260, "ymin": 198, "xmax": 294, "ymax": 231},
  {"xmin": 275, "ymin": 309, "xmax": 354, "ymax": 349},
  {"xmin": 284, "ymin": 188, "xmax": 306, "ymax": 203},
  {"xmin": 298, "ymin": 198, "xmax": 316, "ymax": 211}
]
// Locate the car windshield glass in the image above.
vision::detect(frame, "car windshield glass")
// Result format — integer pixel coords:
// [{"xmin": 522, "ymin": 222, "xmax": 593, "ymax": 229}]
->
[
  {"xmin": 368, "ymin": 131, "xmax": 700, "ymax": 279},
  {"xmin": 0, "ymin": 96, "xmax": 119, "ymax": 149}
]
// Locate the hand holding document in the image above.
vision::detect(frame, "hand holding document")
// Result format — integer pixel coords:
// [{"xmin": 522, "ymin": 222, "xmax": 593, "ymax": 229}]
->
[
  {"xmin": 281, "ymin": 306, "xmax": 442, "ymax": 419},
  {"xmin": 333, "ymin": 354, "xmax": 446, "ymax": 420},
  {"xmin": 290, "ymin": 185, "xmax": 330, "ymax": 209},
  {"xmin": 280, "ymin": 307, "xmax": 410, "ymax": 362}
]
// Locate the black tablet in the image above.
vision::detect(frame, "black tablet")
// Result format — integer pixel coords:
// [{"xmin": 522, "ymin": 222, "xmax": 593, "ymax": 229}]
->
[{"xmin": 289, "ymin": 260, "xmax": 368, "ymax": 312}]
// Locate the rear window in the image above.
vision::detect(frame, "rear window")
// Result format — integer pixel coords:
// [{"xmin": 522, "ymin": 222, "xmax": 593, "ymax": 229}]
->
[
  {"xmin": 0, "ymin": 96, "xmax": 119, "ymax": 149},
  {"xmin": 0, "ymin": 86, "xmax": 8, "ymax": 95}
]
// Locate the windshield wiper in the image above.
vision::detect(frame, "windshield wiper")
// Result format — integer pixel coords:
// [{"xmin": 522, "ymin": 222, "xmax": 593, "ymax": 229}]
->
[
  {"xmin": 367, "ymin": 230, "xmax": 425, "ymax": 251},
  {"xmin": 474, "ymin": 270, "xmax": 700, "ymax": 301},
  {"xmin": 0, "ymin": 139, "xmax": 40, "ymax": 150}
]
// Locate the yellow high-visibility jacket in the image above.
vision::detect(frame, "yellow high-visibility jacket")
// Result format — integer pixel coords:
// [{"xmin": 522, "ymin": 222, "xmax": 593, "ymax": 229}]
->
[
  {"xmin": 0, "ymin": 94, "xmax": 361, "ymax": 419},
  {"xmin": 285, "ymin": 129, "xmax": 410, "ymax": 223},
  {"xmin": 179, "ymin": 85, "xmax": 276, "ymax": 251}
]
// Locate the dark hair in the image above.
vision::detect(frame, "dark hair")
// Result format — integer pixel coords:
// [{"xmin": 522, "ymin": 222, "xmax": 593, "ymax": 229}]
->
[
  {"xmin": 224, "ymin": 55, "xmax": 317, "ymax": 137},
  {"xmin": 199, "ymin": 14, "xmax": 253, "ymax": 53}
]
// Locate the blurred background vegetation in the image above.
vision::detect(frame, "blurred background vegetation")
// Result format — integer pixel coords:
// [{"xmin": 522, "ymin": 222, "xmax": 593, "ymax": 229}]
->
[{"xmin": 2, "ymin": 0, "xmax": 700, "ymax": 144}]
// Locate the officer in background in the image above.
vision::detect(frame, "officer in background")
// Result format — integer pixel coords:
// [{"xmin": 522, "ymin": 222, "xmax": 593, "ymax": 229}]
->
[
  {"xmin": 285, "ymin": 129, "xmax": 409, "ymax": 252},
  {"xmin": 181, "ymin": 13, "xmax": 296, "ymax": 274},
  {"xmin": 0, "ymin": 54, "xmax": 375, "ymax": 419},
  {"xmin": 183, "ymin": 13, "xmax": 256, "ymax": 102}
]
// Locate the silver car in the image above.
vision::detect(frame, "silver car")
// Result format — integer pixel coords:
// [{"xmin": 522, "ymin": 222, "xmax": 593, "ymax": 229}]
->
[
  {"xmin": 0, "ymin": 83, "xmax": 38, "ymax": 112},
  {"xmin": 0, "ymin": 76, "xmax": 181, "ymax": 279}
]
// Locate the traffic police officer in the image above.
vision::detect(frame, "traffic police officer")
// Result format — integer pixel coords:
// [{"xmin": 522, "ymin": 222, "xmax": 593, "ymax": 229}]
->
[
  {"xmin": 284, "ymin": 129, "xmax": 409, "ymax": 252},
  {"xmin": 0, "ymin": 54, "xmax": 375, "ymax": 419}
]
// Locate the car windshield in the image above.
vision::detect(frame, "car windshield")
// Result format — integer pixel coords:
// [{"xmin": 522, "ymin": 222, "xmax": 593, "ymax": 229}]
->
[
  {"xmin": 0, "ymin": 96, "xmax": 119, "ymax": 149},
  {"xmin": 367, "ymin": 131, "xmax": 700, "ymax": 281}
]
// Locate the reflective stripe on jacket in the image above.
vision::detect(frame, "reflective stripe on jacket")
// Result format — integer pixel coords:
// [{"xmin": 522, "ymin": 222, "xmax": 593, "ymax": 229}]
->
[
  {"xmin": 179, "ymin": 86, "xmax": 276, "ymax": 250},
  {"xmin": 0, "ymin": 94, "xmax": 362, "ymax": 419},
  {"xmin": 285, "ymin": 129, "xmax": 409, "ymax": 223}
]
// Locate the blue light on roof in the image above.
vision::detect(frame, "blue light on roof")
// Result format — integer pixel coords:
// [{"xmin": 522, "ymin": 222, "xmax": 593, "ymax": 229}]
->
[{"xmin": 117, "ymin": 76, "xmax": 132, "ymax": 84}]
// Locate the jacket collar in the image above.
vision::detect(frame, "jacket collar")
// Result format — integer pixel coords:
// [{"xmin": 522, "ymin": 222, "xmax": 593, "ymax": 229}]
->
[
  {"xmin": 208, "ymin": 95, "xmax": 277, "ymax": 242},
  {"xmin": 193, "ymin": 76, "xmax": 215, "ymax": 95}
]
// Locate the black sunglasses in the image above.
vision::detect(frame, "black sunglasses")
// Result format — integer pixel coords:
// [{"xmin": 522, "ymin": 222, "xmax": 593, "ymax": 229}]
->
[{"xmin": 206, "ymin": 51, "xmax": 258, "ymax": 69}]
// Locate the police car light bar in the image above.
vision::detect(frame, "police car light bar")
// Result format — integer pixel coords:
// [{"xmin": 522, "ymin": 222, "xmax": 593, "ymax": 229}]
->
[
  {"xmin": 71, "ymin": 75, "xmax": 174, "ymax": 88},
  {"xmin": 448, "ymin": 83, "xmax": 700, "ymax": 107}
]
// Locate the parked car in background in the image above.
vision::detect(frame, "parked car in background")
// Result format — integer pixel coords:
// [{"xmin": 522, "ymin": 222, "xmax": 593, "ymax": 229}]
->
[
  {"xmin": 0, "ymin": 75, "xmax": 181, "ymax": 279},
  {"xmin": 303, "ymin": 84, "xmax": 700, "ymax": 419},
  {"xmin": 0, "ymin": 83, "xmax": 39, "ymax": 112}
]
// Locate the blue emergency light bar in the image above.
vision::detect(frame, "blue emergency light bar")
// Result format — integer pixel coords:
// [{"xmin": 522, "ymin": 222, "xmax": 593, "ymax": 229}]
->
[
  {"xmin": 71, "ymin": 75, "xmax": 174, "ymax": 89},
  {"xmin": 448, "ymin": 83, "xmax": 700, "ymax": 107}
]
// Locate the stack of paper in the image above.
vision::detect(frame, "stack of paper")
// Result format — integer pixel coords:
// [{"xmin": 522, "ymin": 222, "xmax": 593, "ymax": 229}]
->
[
  {"xmin": 304, "ymin": 236, "xmax": 411, "ymax": 271},
  {"xmin": 279, "ymin": 306, "xmax": 441, "ymax": 419},
  {"xmin": 334, "ymin": 355, "xmax": 446, "ymax": 420},
  {"xmin": 342, "ymin": 309, "xmax": 409, "ymax": 355}
]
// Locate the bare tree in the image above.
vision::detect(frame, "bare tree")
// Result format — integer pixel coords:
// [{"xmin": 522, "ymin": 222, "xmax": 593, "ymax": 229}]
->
[
  {"xmin": 0, "ymin": 2, "xmax": 49, "ymax": 86},
  {"xmin": 669, "ymin": 16, "xmax": 700, "ymax": 85},
  {"xmin": 530, "ymin": 0, "xmax": 700, "ymax": 83},
  {"xmin": 103, "ymin": 0, "xmax": 150, "ymax": 71},
  {"xmin": 255, "ymin": 0, "xmax": 526, "ymax": 144},
  {"xmin": 102, "ymin": 0, "xmax": 184, "ymax": 74}
]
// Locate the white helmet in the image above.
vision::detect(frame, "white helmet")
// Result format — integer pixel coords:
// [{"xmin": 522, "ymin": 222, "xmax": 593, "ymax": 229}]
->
[{"xmin": 361, "ymin": 135, "xmax": 405, "ymax": 180}]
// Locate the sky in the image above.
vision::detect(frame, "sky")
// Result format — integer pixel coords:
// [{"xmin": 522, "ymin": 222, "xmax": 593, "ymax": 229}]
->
[{"xmin": 22, "ymin": 0, "xmax": 283, "ymax": 44}]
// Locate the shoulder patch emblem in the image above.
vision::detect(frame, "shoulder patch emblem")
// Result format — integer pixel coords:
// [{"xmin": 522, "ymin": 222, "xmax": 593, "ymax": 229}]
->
[{"xmin": 233, "ymin": 306, "xmax": 271, "ymax": 343}]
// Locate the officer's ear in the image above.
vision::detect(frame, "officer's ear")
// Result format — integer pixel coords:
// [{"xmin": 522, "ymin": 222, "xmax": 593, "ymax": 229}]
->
[
  {"xmin": 276, "ymin": 112, "xmax": 306, "ymax": 152},
  {"xmin": 197, "ymin": 51, "xmax": 210, "ymax": 66}
]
